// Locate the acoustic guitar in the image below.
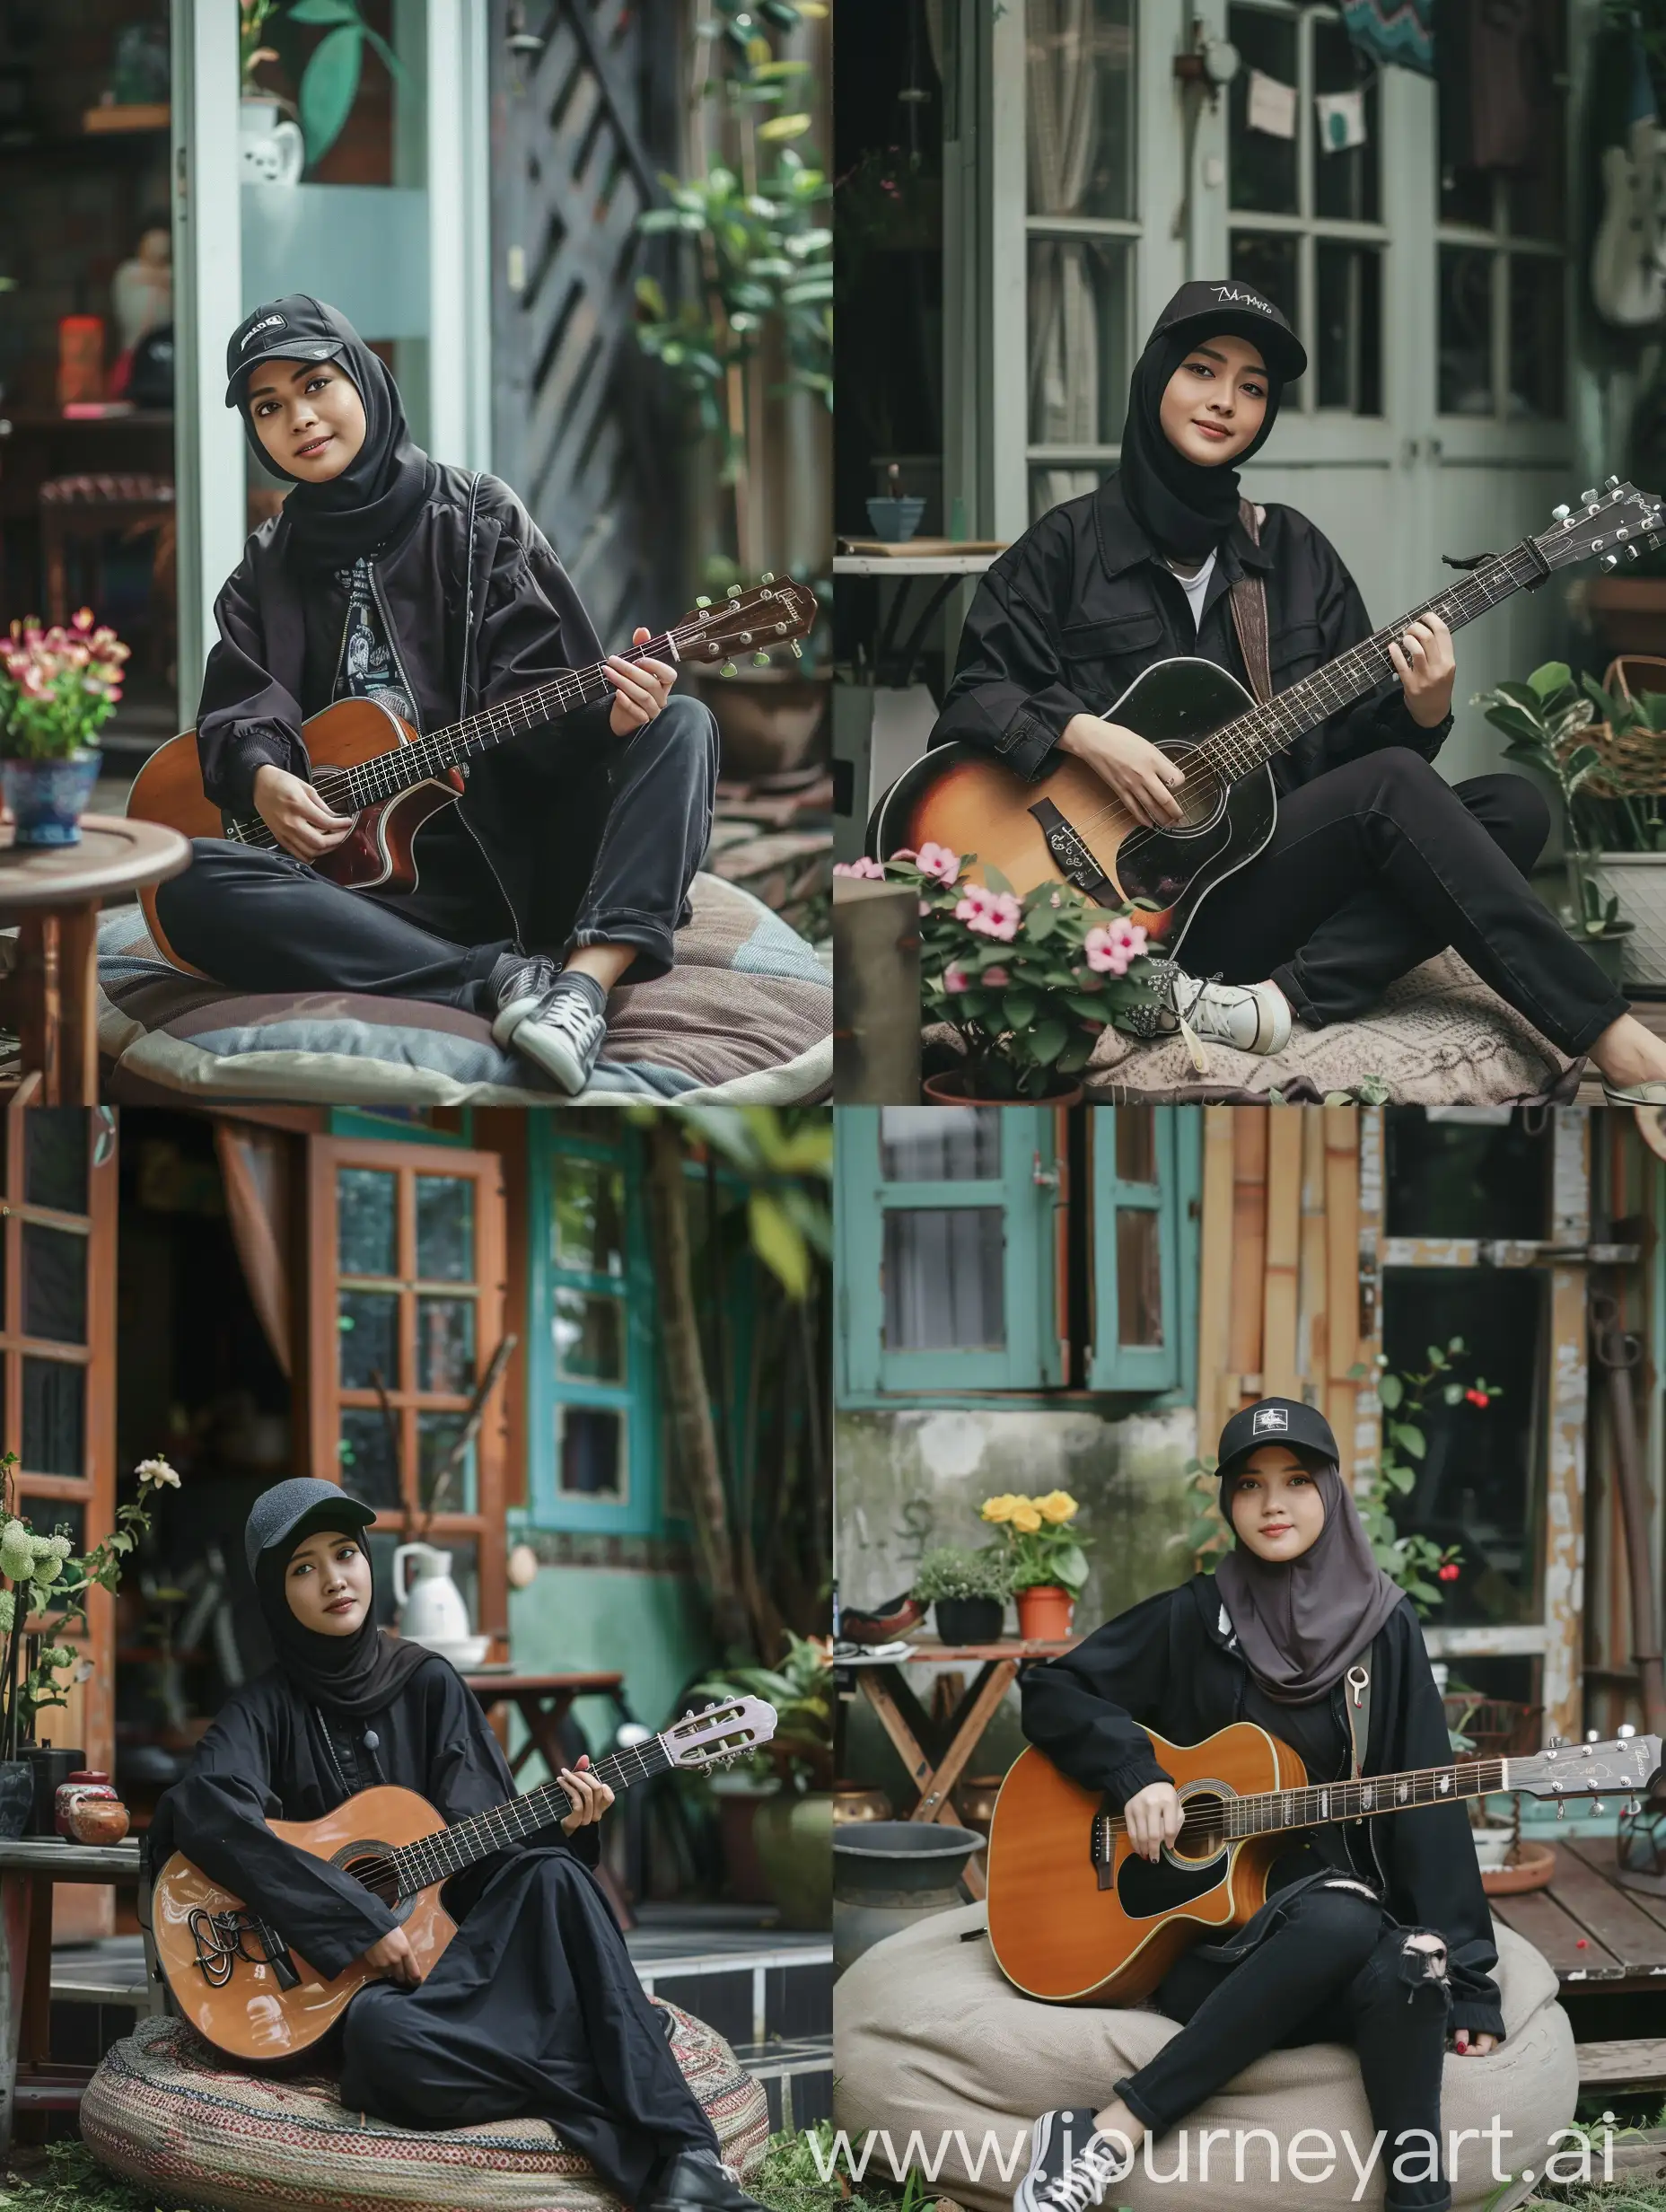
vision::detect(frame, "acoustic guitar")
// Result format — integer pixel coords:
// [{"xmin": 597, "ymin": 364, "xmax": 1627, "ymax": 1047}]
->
[
  {"xmin": 986, "ymin": 1723, "xmax": 1662, "ymax": 2006},
  {"xmin": 126, "ymin": 579, "xmax": 819, "ymax": 976},
  {"xmin": 152, "ymin": 1693, "xmax": 776, "ymax": 2064},
  {"xmin": 869, "ymin": 482, "xmax": 1664, "ymax": 952}
]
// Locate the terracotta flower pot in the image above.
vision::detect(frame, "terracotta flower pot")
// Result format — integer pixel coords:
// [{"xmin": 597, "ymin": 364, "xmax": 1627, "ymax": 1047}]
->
[
  {"xmin": 1015, "ymin": 1584, "xmax": 1074, "ymax": 1641},
  {"xmin": 922, "ymin": 1070, "xmax": 1083, "ymax": 1108}
]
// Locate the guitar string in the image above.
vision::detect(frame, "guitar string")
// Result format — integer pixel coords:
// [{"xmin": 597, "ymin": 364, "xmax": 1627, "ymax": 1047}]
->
[{"xmin": 1095, "ymin": 1752, "xmax": 1555, "ymax": 1848}]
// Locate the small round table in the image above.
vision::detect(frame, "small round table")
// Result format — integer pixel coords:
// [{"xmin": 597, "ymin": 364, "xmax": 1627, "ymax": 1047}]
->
[{"xmin": 0, "ymin": 814, "xmax": 189, "ymax": 1103}]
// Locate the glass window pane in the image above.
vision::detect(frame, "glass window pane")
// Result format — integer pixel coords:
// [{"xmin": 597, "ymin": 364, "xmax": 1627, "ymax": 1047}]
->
[
  {"xmin": 338, "ymin": 1169, "xmax": 398, "ymax": 1277},
  {"xmin": 339, "ymin": 1288, "xmax": 399, "ymax": 1391},
  {"xmin": 1312, "ymin": 20, "xmax": 1378, "ymax": 223},
  {"xmin": 1024, "ymin": 0, "xmax": 1135, "ymax": 221},
  {"xmin": 416, "ymin": 1411, "xmax": 477, "ymax": 1514},
  {"xmin": 1031, "ymin": 464, "xmax": 1102, "ymax": 522},
  {"xmin": 37, "ymin": 1502, "xmax": 83, "ymax": 1553},
  {"xmin": 416, "ymin": 1295, "xmax": 475, "ymax": 1395},
  {"xmin": 416, "ymin": 1176, "xmax": 473, "ymax": 1282},
  {"xmin": 1507, "ymin": 257, "xmax": 1564, "ymax": 420},
  {"xmin": 1315, "ymin": 243, "xmax": 1382, "ymax": 415},
  {"xmin": 1116, "ymin": 1210, "xmax": 1163, "ymax": 1347},
  {"xmin": 556, "ymin": 1158, "xmax": 627, "ymax": 1279},
  {"xmin": 1228, "ymin": 6, "xmax": 1299, "ymax": 215},
  {"xmin": 1229, "ymin": 231, "xmax": 1299, "ymax": 334},
  {"xmin": 338, "ymin": 1406, "xmax": 401, "ymax": 1510},
  {"xmin": 366, "ymin": 1532, "xmax": 478, "ymax": 1636},
  {"xmin": 879, "ymin": 1107, "xmax": 1001, "ymax": 1181},
  {"xmin": 1384, "ymin": 1114, "xmax": 1551, "ymax": 1240},
  {"xmin": 1439, "ymin": 160, "xmax": 1493, "ymax": 228},
  {"xmin": 22, "ymin": 1358, "xmax": 82, "ymax": 1477},
  {"xmin": 24, "ymin": 1113, "xmax": 86, "ymax": 1214},
  {"xmin": 554, "ymin": 1289, "xmax": 625, "ymax": 1383},
  {"xmin": 1028, "ymin": 236, "xmax": 1132, "ymax": 450},
  {"xmin": 557, "ymin": 1404, "xmax": 627, "ymax": 1498},
  {"xmin": 22, "ymin": 1223, "xmax": 86, "ymax": 1345},
  {"xmin": 1113, "ymin": 1107, "xmax": 1155, "ymax": 1186},
  {"xmin": 882, "ymin": 1208, "xmax": 1005, "ymax": 1349},
  {"xmin": 1439, "ymin": 244, "xmax": 1494, "ymax": 416}
]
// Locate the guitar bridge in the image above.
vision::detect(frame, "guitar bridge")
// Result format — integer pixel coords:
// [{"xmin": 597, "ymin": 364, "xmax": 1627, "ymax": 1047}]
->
[
  {"xmin": 1092, "ymin": 1807, "xmax": 1115, "ymax": 1891},
  {"xmin": 1030, "ymin": 800, "xmax": 1115, "ymax": 902},
  {"xmin": 188, "ymin": 1906, "xmax": 302, "ymax": 1991}
]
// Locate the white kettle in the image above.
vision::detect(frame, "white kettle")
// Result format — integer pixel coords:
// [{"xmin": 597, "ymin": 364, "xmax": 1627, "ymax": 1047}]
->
[{"xmin": 392, "ymin": 1543, "xmax": 486, "ymax": 1665}]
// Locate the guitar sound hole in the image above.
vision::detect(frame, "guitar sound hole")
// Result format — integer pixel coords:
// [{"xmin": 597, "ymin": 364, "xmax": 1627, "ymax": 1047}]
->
[
  {"xmin": 1171, "ymin": 1791, "xmax": 1230, "ymax": 1864},
  {"xmin": 1162, "ymin": 744, "xmax": 1225, "ymax": 834},
  {"xmin": 312, "ymin": 770, "xmax": 356, "ymax": 817},
  {"xmin": 337, "ymin": 1848, "xmax": 400, "ymax": 1909}
]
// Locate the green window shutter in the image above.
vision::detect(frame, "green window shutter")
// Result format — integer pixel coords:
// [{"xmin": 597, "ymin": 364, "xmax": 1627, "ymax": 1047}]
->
[{"xmin": 1088, "ymin": 1107, "xmax": 1198, "ymax": 1395}]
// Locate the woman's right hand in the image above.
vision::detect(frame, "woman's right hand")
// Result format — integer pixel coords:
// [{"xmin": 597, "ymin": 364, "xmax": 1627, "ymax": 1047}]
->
[
  {"xmin": 252, "ymin": 763, "xmax": 355, "ymax": 861},
  {"xmin": 360, "ymin": 1925, "xmax": 422, "ymax": 1988},
  {"xmin": 1122, "ymin": 1780, "xmax": 1183, "ymax": 1862},
  {"xmin": 1058, "ymin": 714, "xmax": 1186, "ymax": 828}
]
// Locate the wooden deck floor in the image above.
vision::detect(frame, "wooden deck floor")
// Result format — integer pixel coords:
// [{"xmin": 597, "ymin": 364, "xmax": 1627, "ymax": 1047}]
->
[{"xmin": 1490, "ymin": 1836, "xmax": 1666, "ymax": 1993}]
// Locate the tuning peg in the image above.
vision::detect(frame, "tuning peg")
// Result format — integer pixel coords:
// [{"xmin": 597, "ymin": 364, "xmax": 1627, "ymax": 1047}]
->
[
  {"xmin": 1593, "ymin": 1799, "xmax": 1607, "ymax": 1815},
  {"xmin": 1556, "ymin": 1798, "xmax": 1567, "ymax": 1818},
  {"xmin": 720, "ymin": 660, "xmax": 737, "ymax": 678},
  {"xmin": 752, "ymin": 650, "xmax": 770, "ymax": 667},
  {"xmin": 1626, "ymin": 1795, "xmax": 1643, "ymax": 1816},
  {"xmin": 1587, "ymin": 1729, "xmax": 1600, "ymax": 1742},
  {"xmin": 760, "ymin": 571, "xmax": 775, "ymax": 584},
  {"xmin": 1548, "ymin": 1735, "xmax": 1565, "ymax": 1749},
  {"xmin": 1627, "ymin": 545, "xmax": 1642, "ymax": 561},
  {"xmin": 1582, "ymin": 487, "xmax": 1599, "ymax": 505},
  {"xmin": 1601, "ymin": 554, "xmax": 1619, "ymax": 571},
  {"xmin": 789, "ymin": 639, "xmax": 803, "ymax": 659},
  {"xmin": 1606, "ymin": 474, "xmax": 1621, "ymax": 490},
  {"xmin": 696, "ymin": 596, "xmax": 711, "ymax": 610},
  {"xmin": 727, "ymin": 584, "xmax": 742, "ymax": 599},
  {"xmin": 1552, "ymin": 504, "xmax": 1571, "ymax": 522},
  {"xmin": 1619, "ymin": 1724, "xmax": 1636, "ymax": 1738}
]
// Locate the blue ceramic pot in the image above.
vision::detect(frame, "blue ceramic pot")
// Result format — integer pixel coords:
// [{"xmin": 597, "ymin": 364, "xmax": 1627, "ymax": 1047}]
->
[
  {"xmin": 3, "ymin": 750, "xmax": 101, "ymax": 847},
  {"xmin": 864, "ymin": 495, "xmax": 925, "ymax": 544}
]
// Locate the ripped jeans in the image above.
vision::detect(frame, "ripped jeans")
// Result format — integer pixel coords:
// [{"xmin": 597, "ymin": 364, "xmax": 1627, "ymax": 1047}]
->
[{"xmin": 1115, "ymin": 1881, "xmax": 1454, "ymax": 2212}]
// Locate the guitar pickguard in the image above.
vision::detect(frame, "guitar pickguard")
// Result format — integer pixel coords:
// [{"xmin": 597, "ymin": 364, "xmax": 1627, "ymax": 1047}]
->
[{"xmin": 1115, "ymin": 1844, "xmax": 1232, "ymax": 1922}]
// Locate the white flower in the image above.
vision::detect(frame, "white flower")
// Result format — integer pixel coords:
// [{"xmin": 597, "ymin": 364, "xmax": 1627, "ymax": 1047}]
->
[{"xmin": 135, "ymin": 1456, "xmax": 181, "ymax": 1490}]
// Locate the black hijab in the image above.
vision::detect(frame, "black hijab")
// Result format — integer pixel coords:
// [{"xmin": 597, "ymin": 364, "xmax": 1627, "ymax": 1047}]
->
[
  {"xmin": 245, "ymin": 1479, "xmax": 434, "ymax": 1720},
  {"xmin": 1115, "ymin": 281, "xmax": 1305, "ymax": 566},
  {"xmin": 228, "ymin": 295, "xmax": 434, "ymax": 568},
  {"xmin": 1213, "ymin": 1450, "xmax": 1406, "ymax": 1705}
]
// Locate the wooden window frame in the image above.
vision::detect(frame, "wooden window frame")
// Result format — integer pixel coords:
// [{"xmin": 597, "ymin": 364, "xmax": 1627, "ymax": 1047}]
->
[{"xmin": 1086, "ymin": 1107, "xmax": 1199, "ymax": 1394}]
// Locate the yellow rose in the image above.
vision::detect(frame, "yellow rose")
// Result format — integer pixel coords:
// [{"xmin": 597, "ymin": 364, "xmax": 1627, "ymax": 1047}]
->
[
  {"xmin": 1011, "ymin": 1504, "xmax": 1043, "ymax": 1533},
  {"xmin": 980, "ymin": 1496, "xmax": 1015, "ymax": 1523},
  {"xmin": 1038, "ymin": 1491, "xmax": 1078, "ymax": 1524}
]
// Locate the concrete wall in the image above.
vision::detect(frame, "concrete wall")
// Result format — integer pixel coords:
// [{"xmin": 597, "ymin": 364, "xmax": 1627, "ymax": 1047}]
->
[{"xmin": 837, "ymin": 1401, "xmax": 1200, "ymax": 1803}]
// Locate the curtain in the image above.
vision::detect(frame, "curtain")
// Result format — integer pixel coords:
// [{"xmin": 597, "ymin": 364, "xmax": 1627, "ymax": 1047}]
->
[{"xmin": 215, "ymin": 1122, "xmax": 293, "ymax": 1376}]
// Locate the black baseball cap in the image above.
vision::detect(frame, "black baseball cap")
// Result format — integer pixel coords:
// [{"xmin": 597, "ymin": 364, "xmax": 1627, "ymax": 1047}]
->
[
  {"xmin": 243, "ymin": 1476, "xmax": 377, "ymax": 1579},
  {"xmin": 1216, "ymin": 1398, "xmax": 1337, "ymax": 1487},
  {"xmin": 1151, "ymin": 279, "xmax": 1308, "ymax": 384},
  {"xmin": 224, "ymin": 295, "xmax": 348, "ymax": 408}
]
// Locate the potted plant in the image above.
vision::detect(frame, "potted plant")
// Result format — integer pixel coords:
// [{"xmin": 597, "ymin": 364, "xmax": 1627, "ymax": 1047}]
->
[
  {"xmin": 911, "ymin": 1545, "xmax": 1013, "ymax": 1646},
  {"xmin": 978, "ymin": 1492, "xmax": 1091, "ymax": 1641},
  {"xmin": 0, "ymin": 1451, "xmax": 180, "ymax": 1836},
  {"xmin": 692, "ymin": 1631, "xmax": 832, "ymax": 1929},
  {"xmin": 0, "ymin": 610, "xmax": 128, "ymax": 847},
  {"xmin": 836, "ymin": 843, "xmax": 1164, "ymax": 1101},
  {"xmin": 241, "ymin": 0, "xmax": 405, "ymax": 183}
]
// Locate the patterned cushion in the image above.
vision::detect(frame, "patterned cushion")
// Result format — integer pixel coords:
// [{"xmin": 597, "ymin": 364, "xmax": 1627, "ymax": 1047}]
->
[
  {"xmin": 83, "ymin": 2003, "xmax": 768, "ymax": 2212},
  {"xmin": 96, "ymin": 870, "xmax": 831, "ymax": 1104}
]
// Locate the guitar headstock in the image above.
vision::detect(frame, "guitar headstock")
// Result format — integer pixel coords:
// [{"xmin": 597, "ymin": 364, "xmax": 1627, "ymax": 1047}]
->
[
  {"xmin": 676, "ymin": 577, "xmax": 820, "ymax": 675},
  {"xmin": 1535, "ymin": 478, "xmax": 1666, "ymax": 574},
  {"xmin": 662, "ymin": 1696, "xmax": 779, "ymax": 1772},
  {"xmin": 1509, "ymin": 1729, "xmax": 1662, "ymax": 1805}
]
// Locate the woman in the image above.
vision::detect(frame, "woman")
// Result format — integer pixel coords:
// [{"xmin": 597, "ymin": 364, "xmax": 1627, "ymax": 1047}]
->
[
  {"xmin": 1011, "ymin": 1400, "xmax": 1499, "ymax": 2212},
  {"xmin": 148, "ymin": 1478, "xmax": 762, "ymax": 2212},
  {"xmin": 153, "ymin": 294, "xmax": 718, "ymax": 1097},
  {"xmin": 934, "ymin": 279, "xmax": 1666, "ymax": 1104}
]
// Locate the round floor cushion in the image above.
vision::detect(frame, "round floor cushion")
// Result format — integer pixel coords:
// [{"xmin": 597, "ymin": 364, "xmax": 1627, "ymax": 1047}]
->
[
  {"xmin": 83, "ymin": 2001, "xmax": 768, "ymax": 2212},
  {"xmin": 835, "ymin": 1904, "xmax": 1577, "ymax": 2212}
]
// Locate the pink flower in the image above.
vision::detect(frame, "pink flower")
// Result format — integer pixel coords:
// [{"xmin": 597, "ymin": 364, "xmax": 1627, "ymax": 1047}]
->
[
  {"xmin": 1083, "ymin": 917, "xmax": 1150, "ymax": 976},
  {"xmin": 982, "ymin": 965, "xmax": 1010, "ymax": 988},
  {"xmin": 943, "ymin": 961, "xmax": 970, "ymax": 994},
  {"xmin": 955, "ymin": 885, "xmax": 1022, "ymax": 941},
  {"xmin": 915, "ymin": 840, "xmax": 961, "ymax": 885},
  {"xmin": 832, "ymin": 856, "xmax": 885, "ymax": 879}
]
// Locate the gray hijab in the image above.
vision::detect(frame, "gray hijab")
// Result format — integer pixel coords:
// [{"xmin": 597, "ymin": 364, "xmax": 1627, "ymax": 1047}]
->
[{"xmin": 1214, "ymin": 1454, "xmax": 1405, "ymax": 1704}]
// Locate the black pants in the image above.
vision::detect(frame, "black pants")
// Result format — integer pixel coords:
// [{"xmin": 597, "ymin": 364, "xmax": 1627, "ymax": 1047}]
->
[
  {"xmin": 338, "ymin": 1848, "xmax": 719, "ymax": 2202},
  {"xmin": 1115, "ymin": 1886, "xmax": 1454, "ymax": 2212},
  {"xmin": 153, "ymin": 695, "xmax": 718, "ymax": 1006},
  {"xmin": 1181, "ymin": 751, "xmax": 1629, "ymax": 1057}
]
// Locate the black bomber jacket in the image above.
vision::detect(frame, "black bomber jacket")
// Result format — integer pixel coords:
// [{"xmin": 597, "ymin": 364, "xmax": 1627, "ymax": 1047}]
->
[{"xmin": 931, "ymin": 471, "xmax": 1454, "ymax": 789}]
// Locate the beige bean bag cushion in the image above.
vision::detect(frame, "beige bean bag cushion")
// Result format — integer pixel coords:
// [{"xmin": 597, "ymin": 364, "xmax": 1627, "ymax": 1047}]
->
[{"xmin": 835, "ymin": 1904, "xmax": 1575, "ymax": 2212}]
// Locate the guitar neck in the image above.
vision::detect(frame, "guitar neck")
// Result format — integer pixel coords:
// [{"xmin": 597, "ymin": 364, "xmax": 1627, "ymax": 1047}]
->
[
  {"xmin": 1217, "ymin": 1754, "xmax": 1510, "ymax": 1841},
  {"xmin": 1202, "ymin": 540, "xmax": 1546, "ymax": 781},
  {"xmin": 386, "ymin": 1734, "xmax": 674, "ymax": 1895}
]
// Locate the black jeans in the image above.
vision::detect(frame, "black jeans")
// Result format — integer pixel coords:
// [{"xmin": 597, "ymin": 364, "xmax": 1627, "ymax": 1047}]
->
[
  {"xmin": 153, "ymin": 695, "xmax": 717, "ymax": 1006},
  {"xmin": 1115, "ymin": 1885, "xmax": 1454, "ymax": 2212},
  {"xmin": 1181, "ymin": 751, "xmax": 1629, "ymax": 1057}
]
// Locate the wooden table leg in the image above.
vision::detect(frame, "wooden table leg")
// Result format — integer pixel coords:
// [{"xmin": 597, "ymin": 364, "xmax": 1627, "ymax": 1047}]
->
[
  {"xmin": 57, "ymin": 902, "xmax": 100, "ymax": 1104},
  {"xmin": 13, "ymin": 915, "xmax": 59, "ymax": 1103},
  {"xmin": 510, "ymin": 1690, "xmax": 578, "ymax": 1782},
  {"xmin": 0, "ymin": 1871, "xmax": 27, "ymax": 2157}
]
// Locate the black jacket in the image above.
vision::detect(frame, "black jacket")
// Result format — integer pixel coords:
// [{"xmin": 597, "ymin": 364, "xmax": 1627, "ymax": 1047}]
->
[
  {"xmin": 933, "ymin": 473, "xmax": 1453, "ymax": 789},
  {"xmin": 147, "ymin": 1651, "xmax": 597, "ymax": 1981},
  {"xmin": 1020, "ymin": 1573, "xmax": 1504, "ymax": 2041},
  {"xmin": 194, "ymin": 463, "xmax": 609, "ymax": 951}
]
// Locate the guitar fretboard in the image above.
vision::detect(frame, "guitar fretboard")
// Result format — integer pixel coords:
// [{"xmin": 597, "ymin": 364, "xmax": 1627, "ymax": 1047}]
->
[
  {"xmin": 1218, "ymin": 1755, "xmax": 1509, "ymax": 1839},
  {"xmin": 384, "ymin": 1734, "xmax": 674, "ymax": 1895}
]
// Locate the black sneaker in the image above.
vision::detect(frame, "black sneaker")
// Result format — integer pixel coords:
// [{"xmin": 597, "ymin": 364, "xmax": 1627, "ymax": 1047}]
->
[
  {"xmin": 639, "ymin": 2148, "xmax": 767, "ymax": 2212},
  {"xmin": 489, "ymin": 952, "xmax": 559, "ymax": 1039},
  {"xmin": 1013, "ymin": 2110, "xmax": 1132, "ymax": 2212},
  {"xmin": 493, "ymin": 969, "xmax": 607, "ymax": 1095}
]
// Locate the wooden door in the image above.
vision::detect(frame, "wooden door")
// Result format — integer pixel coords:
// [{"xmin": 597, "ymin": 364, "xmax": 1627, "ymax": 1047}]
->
[{"xmin": 303, "ymin": 1138, "xmax": 510, "ymax": 1652}]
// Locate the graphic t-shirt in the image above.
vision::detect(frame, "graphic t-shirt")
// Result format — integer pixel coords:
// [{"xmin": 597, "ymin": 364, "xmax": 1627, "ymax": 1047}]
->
[{"xmin": 333, "ymin": 558, "xmax": 417, "ymax": 724}]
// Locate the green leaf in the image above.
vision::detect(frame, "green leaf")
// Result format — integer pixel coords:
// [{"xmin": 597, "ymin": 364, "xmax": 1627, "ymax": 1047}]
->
[
  {"xmin": 1029, "ymin": 1018, "xmax": 1067, "ymax": 1066},
  {"xmin": 298, "ymin": 24, "xmax": 364, "ymax": 167},
  {"xmin": 1003, "ymin": 990, "xmax": 1039, "ymax": 1031},
  {"xmin": 1377, "ymin": 1372, "xmax": 1403, "ymax": 1410},
  {"xmin": 1390, "ymin": 1422, "xmax": 1426, "ymax": 1459},
  {"xmin": 1055, "ymin": 1037, "xmax": 1093, "ymax": 1075},
  {"xmin": 981, "ymin": 864, "xmax": 1014, "ymax": 897},
  {"xmin": 1528, "ymin": 660, "xmax": 1573, "ymax": 698},
  {"xmin": 288, "ymin": 0, "xmax": 360, "ymax": 19},
  {"xmin": 747, "ymin": 1190, "xmax": 811, "ymax": 1299}
]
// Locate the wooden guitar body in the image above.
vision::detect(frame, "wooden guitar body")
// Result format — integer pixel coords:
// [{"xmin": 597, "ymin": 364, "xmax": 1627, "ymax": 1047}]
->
[
  {"xmin": 152, "ymin": 1784, "xmax": 456, "ymax": 2063},
  {"xmin": 868, "ymin": 658, "xmax": 1274, "ymax": 953},
  {"xmin": 985, "ymin": 1727, "xmax": 1309, "ymax": 2006},
  {"xmin": 126, "ymin": 698, "xmax": 465, "ymax": 976}
]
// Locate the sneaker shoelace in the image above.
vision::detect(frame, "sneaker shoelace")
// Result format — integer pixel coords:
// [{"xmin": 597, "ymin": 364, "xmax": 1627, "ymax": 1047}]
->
[
  {"xmin": 1041, "ymin": 2137, "xmax": 1130, "ymax": 2212},
  {"xmin": 534, "ymin": 987, "xmax": 603, "ymax": 1046}
]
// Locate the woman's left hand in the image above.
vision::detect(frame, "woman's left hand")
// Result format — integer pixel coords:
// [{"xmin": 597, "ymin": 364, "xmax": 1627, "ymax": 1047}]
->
[
  {"xmin": 607, "ymin": 627, "xmax": 677, "ymax": 735},
  {"xmin": 558, "ymin": 1754, "xmax": 614, "ymax": 1833},
  {"xmin": 1387, "ymin": 611, "xmax": 1455, "ymax": 729},
  {"xmin": 1451, "ymin": 2030, "xmax": 1497, "ymax": 2057}
]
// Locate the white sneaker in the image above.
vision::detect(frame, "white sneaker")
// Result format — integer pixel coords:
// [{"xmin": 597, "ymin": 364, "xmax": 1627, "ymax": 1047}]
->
[
  {"xmin": 1157, "ymin": 966, "xmax": 1292, "ymax": 1057},
  {"xmin": 1013, "ymin": 2110, "xmax": 1133, "ymax": 2212},
  {"xmin": 493, "ymin": 968, "xmax": 607, "ymax": 1095}
]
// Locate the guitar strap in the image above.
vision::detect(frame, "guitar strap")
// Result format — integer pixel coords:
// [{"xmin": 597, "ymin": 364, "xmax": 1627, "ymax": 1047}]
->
[
  {"xmin": 1344, "ymin": 1661, "xmax": 1372, "ymax": 1786},
  {"xmin": 1229, "ymin": 498, "xmax": 1273, "ymax": 706}
]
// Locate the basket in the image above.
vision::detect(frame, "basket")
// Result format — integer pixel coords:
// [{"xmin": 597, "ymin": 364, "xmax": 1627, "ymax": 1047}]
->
[
  {"xmin": 1441, "ymin": 1693, "xmax": 1543, "ymax": 1760},
  {"xmin": 1552, "ymin": 655, "xmax": 1666, "ymax": 800}
]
